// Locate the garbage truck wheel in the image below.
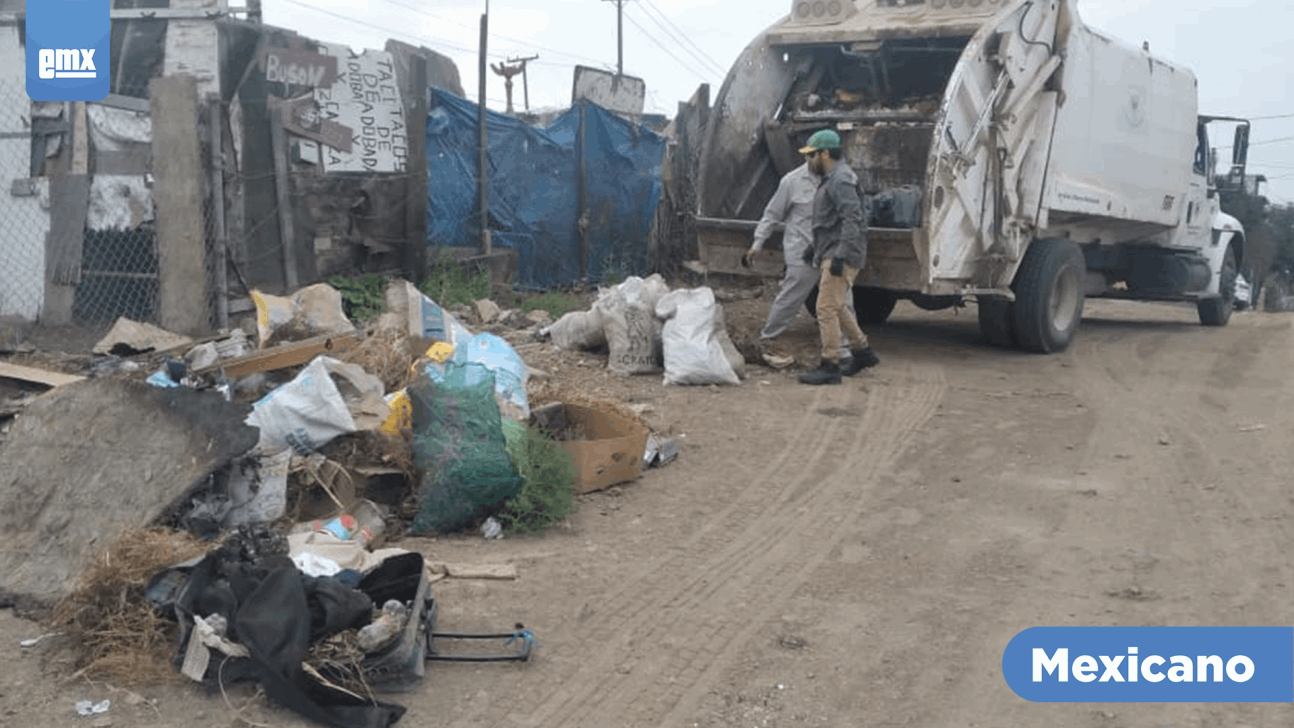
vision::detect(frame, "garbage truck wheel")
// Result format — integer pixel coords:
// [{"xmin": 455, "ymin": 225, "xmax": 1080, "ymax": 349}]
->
[
  {"xmin": 977, "ymin": 297, "xmax": 1017, "ymax": 348},
  {"xmin": 853, "ymin": 287, "xmax": 897, "ymax": 326},
  {"xmin": 1012, "ymin": 239, "xmax": 1086, "ymax": 353},
  {"xmin": 804, "ymin": 286, "xmax": 895, "ymax": 326},
  {"xmin": 1198, "ymin": 245, "xmax": 1237, "ymax": 327}
]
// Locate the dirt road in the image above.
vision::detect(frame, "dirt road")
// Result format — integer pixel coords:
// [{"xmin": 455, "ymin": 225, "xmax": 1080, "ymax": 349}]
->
[{"xmin": 3, "ymin": 297, "xmax": 1292, "ymax": 727}]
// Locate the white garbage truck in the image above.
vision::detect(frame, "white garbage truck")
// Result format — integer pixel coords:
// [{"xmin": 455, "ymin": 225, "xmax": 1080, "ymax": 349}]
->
[{"xmin": 694, "ymin": 0, "xmax": 1252, "ymax": 352}]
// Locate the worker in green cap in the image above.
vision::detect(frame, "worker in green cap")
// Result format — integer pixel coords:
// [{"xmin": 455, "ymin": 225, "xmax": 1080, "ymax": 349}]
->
[{"xmin": 797, "ymin": 128, "xmax": 880, "ymax": 385}]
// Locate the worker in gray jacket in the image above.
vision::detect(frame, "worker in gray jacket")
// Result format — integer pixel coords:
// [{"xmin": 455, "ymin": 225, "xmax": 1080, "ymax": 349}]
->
[
  {"xmin": 797, "ymin": 129, "xmax": 880, "ymax": 385},
  {"xmin": 742, "ymin": 163, "xmax": 855, "ymax": 369}
]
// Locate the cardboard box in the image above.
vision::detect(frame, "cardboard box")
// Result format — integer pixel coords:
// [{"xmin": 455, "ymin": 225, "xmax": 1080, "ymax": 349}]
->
[{"xmin": 533, "ymin": 403, "xmax": 650, "ymax": 494}]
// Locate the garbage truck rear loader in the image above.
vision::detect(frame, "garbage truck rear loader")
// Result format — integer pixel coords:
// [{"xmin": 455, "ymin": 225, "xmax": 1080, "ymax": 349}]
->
[{"xmin": 695, "ymin": 0, "xmax": 1252, "ymax": 353}]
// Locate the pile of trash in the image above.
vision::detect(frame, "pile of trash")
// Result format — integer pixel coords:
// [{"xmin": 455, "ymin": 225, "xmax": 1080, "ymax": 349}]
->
[
  {"xmin": 539, "ymin": 275, "xmax": 747, "ymax": 386},
  {"xmin": 0, "ymin": 277, "xmax": 678, "ymax": 727}
]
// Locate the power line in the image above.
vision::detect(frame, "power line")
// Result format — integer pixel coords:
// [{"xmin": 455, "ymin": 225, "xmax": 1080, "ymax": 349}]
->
[
  {"xmin": 621, "ymin": 8, "xmax": 710, "ymax": 84},
  {"xmin": 281, "ymin": 0, "xmax": 495, "ymax": 58},
  {"xmin": 639, "ymin": 0, "xmax": 725, "ymax": 75},
  {"xmin": 633, "ymin": 2, "xmax": 724, "ymax": 77},
  {"xmin": 375, "ymin": 0, "xmax": 614, "ymax": 71}
]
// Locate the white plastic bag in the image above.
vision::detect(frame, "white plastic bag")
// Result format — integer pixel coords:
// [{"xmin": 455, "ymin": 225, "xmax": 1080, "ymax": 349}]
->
[
  {"xmin": 245, "ymin": 356, "xmax": 390, "ymax": 455},
  {"xmin": 655, "ymin": 288, "xmax": 741, "ymax": 386},
  {"xmin": 224, "ymin": 448, "xmax": 292, "ymax": 527}
]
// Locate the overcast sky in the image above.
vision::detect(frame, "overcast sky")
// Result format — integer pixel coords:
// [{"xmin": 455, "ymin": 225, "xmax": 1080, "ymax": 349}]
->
[{"xmin": 263, "ymin": 0, "xmax": 1294, "ymax": 203}]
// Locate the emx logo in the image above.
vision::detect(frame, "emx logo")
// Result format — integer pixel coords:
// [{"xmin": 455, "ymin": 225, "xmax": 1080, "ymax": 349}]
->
[
  {"xmin": 38, "ymin": 48, "xmax": 98, "ymax": 79},
  {"xmin": 26, "ymin": 0, "xmax": 111, "ymax": 101}
]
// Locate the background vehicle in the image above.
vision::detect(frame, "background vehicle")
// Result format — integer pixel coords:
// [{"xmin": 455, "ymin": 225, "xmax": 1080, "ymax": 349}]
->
[{"xmin": 695, "ymin": 0, "xmax": 1252, "ymax": 352}]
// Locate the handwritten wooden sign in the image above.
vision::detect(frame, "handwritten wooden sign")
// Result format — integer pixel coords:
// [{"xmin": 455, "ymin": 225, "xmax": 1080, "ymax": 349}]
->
[
  {"xmin": 273, "ymin": 95, "xmax": 354, "ymax": 154},
  {"xmin": 261, "ymin": 48, "xmax": 339, "ymax": 88}
]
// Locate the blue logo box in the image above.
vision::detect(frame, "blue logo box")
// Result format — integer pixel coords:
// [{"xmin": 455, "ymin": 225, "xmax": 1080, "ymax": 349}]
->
[
  {"xmin": 26, "ymin": 0, "xmax": 111, "ymax": 101},
  {"xmin": 1003, "ymin": 627, "xmax": 1294, "ymax": 702}
]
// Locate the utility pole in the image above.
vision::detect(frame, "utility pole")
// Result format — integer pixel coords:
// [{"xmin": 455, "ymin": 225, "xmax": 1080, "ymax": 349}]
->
[
  {"xmin": 603, "ymin": 0, "xmax": 626, "ymax": 76},
  {"xmin": 508, "ymin": 55, "xmax": 539, "ymax": 111},
  {"xmin": 490, "ymin": 59, "xmax": 526, "ymax": 115},
  {"xmin": 478, "ymin": 5, "xmax": 490, "ymax": 255}
]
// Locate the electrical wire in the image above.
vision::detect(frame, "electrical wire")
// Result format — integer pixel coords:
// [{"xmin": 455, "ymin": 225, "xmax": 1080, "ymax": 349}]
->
[
  {"xmin": 641, "ymin": 0, "xmax": 725, "ymax": 72},
  {"xmin": 280, "ymin": 0, "xmax": 496, "ymax": 58},
  {"xmin": 375, "ymin": 0, "xmax": 614, "ymax": 71},
  {"xmin": 621, "ymin": 7, "xmax": 710, "ymax": 84},
  {"xmin": 635, "ymin": 0, "xmax": 725, "ymax": 76}
]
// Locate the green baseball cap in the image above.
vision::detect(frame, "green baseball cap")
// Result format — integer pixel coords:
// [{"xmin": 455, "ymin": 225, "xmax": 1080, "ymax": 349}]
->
[{"xmin": 798, "ymin": 129, "xmax": 841, "ymax": 154}]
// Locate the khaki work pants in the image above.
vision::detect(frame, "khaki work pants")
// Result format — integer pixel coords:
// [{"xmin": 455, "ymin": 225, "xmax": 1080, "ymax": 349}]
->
[{"xmin": 816, "ymin": 259, "xmax": 868, "ymax": 364}]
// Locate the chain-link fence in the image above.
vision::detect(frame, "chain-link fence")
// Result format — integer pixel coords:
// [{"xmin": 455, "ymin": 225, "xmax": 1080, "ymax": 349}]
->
[
  {"xmin": 69, "ymin": 78, "xmax": 160, "ymax": 331},
  {"xmin": 0, "ymin": 78, "xmax": 55, "ymax": 324},
  {"xmin": 0, "ymin": 75, "xmax": 235, "ymax": 335}
]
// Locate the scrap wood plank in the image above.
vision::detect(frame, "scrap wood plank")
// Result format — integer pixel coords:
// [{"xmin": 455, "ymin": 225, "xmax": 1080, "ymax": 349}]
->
[
  {"xmin": 0, "ymin": 361, "xmax": 85, "ymax": 388},
  {"xmin": 195, "ymin": 332, "xmax": 359, "ymax": 377}
]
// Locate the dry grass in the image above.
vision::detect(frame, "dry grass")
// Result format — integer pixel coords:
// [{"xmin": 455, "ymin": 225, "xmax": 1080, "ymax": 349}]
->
[
  {"xmin": 304, "ymin": 630, "xmax": 376, "ymax": 700},
  {"xmin": 528, "ymin": 382, "xmax": 653, "ymax": 434},
  {"xmin": 49, "ymin": 527, "xmax": 210, "ymax": 687},
  {"xmin": 336, "ymin": 325, "xmax": 419, "ymax": 394}
]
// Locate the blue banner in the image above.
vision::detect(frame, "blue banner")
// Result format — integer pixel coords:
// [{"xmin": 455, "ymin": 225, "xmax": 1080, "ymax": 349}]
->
[
  {"xmin": 26, "ymin": 0, "xmax": 111, "ymax": 101},
  {"xmin": 1003, "ymin": 627, "xmax": 1293, "ymax": 702}
]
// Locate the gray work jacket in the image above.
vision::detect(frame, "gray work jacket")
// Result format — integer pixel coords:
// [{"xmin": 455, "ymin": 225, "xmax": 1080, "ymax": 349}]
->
[{"xmin": 810, "ymin": 161, "xmax": 868, "ymax": 270}]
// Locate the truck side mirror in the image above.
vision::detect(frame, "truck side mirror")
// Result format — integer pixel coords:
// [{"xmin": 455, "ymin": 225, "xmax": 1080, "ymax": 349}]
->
[{"xmin": 1233, "ymin": 124, "xmax": 1250, "ymax": 167}]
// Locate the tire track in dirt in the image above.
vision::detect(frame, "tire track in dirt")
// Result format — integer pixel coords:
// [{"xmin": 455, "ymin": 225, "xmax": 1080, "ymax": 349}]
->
[
  {"xmin": 1068, "ymin": 313, "xmax": 1294, "ymax": 633},
  {"xmin": 519, "ymin": 363, "xmax": 945, "ymax": 728}
]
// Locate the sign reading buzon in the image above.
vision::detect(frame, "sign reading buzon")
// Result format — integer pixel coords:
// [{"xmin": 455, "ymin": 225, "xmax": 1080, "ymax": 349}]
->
[
  {"xmin": 1002, "ymin": 627, "xmax": 1293, "ymax": 702},
  {"xmin": 26, "ymin": 0, "xmax": 111, "ymax": 102}
]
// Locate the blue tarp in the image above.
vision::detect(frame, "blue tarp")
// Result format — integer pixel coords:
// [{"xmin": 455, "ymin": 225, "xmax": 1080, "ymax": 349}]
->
[{"xmin": 425, "ymin": 88, "xmax": 666, "ymax": 288}]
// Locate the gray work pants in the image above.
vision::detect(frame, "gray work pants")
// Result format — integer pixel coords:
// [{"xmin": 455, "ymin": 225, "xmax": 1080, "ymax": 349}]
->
[{"xmin": 759, "ymin": 263, "xmax": 854, "ymax": 358}]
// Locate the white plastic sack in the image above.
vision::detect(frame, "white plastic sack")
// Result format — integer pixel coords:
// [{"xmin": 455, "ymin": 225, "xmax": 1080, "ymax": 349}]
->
[
  {"xmin": 599, "ymin": 275, "xmax": 670, "ymax": 375},
  {"xmin": 252, "ymin": 283, "xmax": 355, "ymax": 348},
  {"xmin": 245, "ymin": 356, "xmax": 391, "ymax": 455},
  {"xmin": 655, "ymin": 287, "xmax": 741, "ymax": 386},
  {"xmin": 224, "ymin": 448, "xmax": 292, "ymax": 527},
  {"xmin": 545, "ymin": 308, "xmax": 607, "ymax": 350},
  {"xmin": 387, "ymin": 279, "xmax": 474, "ymax": 347}
]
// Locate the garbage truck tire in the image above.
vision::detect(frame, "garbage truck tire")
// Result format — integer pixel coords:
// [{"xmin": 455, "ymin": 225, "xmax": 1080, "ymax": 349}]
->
[
  {"xmin": 977, "ymin": 297, "xmax": 1017, "ymax": 348},
  {"xmin": 1198, "ymin": 244, "xmax": 1237, "ymax": 327},
  {"xmin": 804, "ymin": 286, "xmax": 896, "ymax": 326},
  {"xmin": 1012, "ymin": 239, "xmax": 1086, "ymax": 354}
]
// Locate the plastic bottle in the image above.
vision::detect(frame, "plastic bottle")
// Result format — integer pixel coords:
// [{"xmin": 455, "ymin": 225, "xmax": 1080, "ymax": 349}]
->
[
  {"xmin": 356, "ymin": 599, "xmax": 409, "ymax": 652},
  {"xmin": 348, "ymin": 499, "xmax": 386, "ymax": 548}
]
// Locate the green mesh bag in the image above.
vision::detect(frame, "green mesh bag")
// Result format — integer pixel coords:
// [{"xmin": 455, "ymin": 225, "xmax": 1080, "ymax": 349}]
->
[{"xmin": 408, "ymin": 362, "xmax": 522, "ymax": 534}]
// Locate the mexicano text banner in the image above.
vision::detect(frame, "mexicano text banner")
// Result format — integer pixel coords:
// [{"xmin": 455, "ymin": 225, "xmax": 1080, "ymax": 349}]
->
[{"xmin": 1002, "ymin": 627, "xmax": 1293, "ymax": 702}]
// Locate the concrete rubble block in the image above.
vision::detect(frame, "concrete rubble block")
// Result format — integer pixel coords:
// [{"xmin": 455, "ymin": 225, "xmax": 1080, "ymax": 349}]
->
[
  {"xmin": 526, "ymin": 309, "xmax": 553, "ymax": 325},
  {"xmin": 0, "ymin": 378, "xmax": 258, "ymax": 614},
  {"xmin": 474, "ymin": 298, "xmax": 502, "ymax": 324}
]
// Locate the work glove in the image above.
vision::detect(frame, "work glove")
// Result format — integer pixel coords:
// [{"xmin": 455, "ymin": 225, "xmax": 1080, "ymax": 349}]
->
[
  {"xmin": 742, "ymin": 248, "xmax": 756, "ymax": 268},
  {"xmin": 801, "ymin": 247, "xmax": 815, "ymax": 266},
  {"xmin": 830, "ymin": 257, "xmax": 844, "ymax": 277}
]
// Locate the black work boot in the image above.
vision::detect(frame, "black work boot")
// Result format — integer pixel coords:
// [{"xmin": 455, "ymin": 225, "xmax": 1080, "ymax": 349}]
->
[
  {"xmin": 840, "ymin": 347, "xmax": 880, "ymax": 376},
  {"xmin": 798, "ymin": 360, "xmax": 842, "ymax": 385}
]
